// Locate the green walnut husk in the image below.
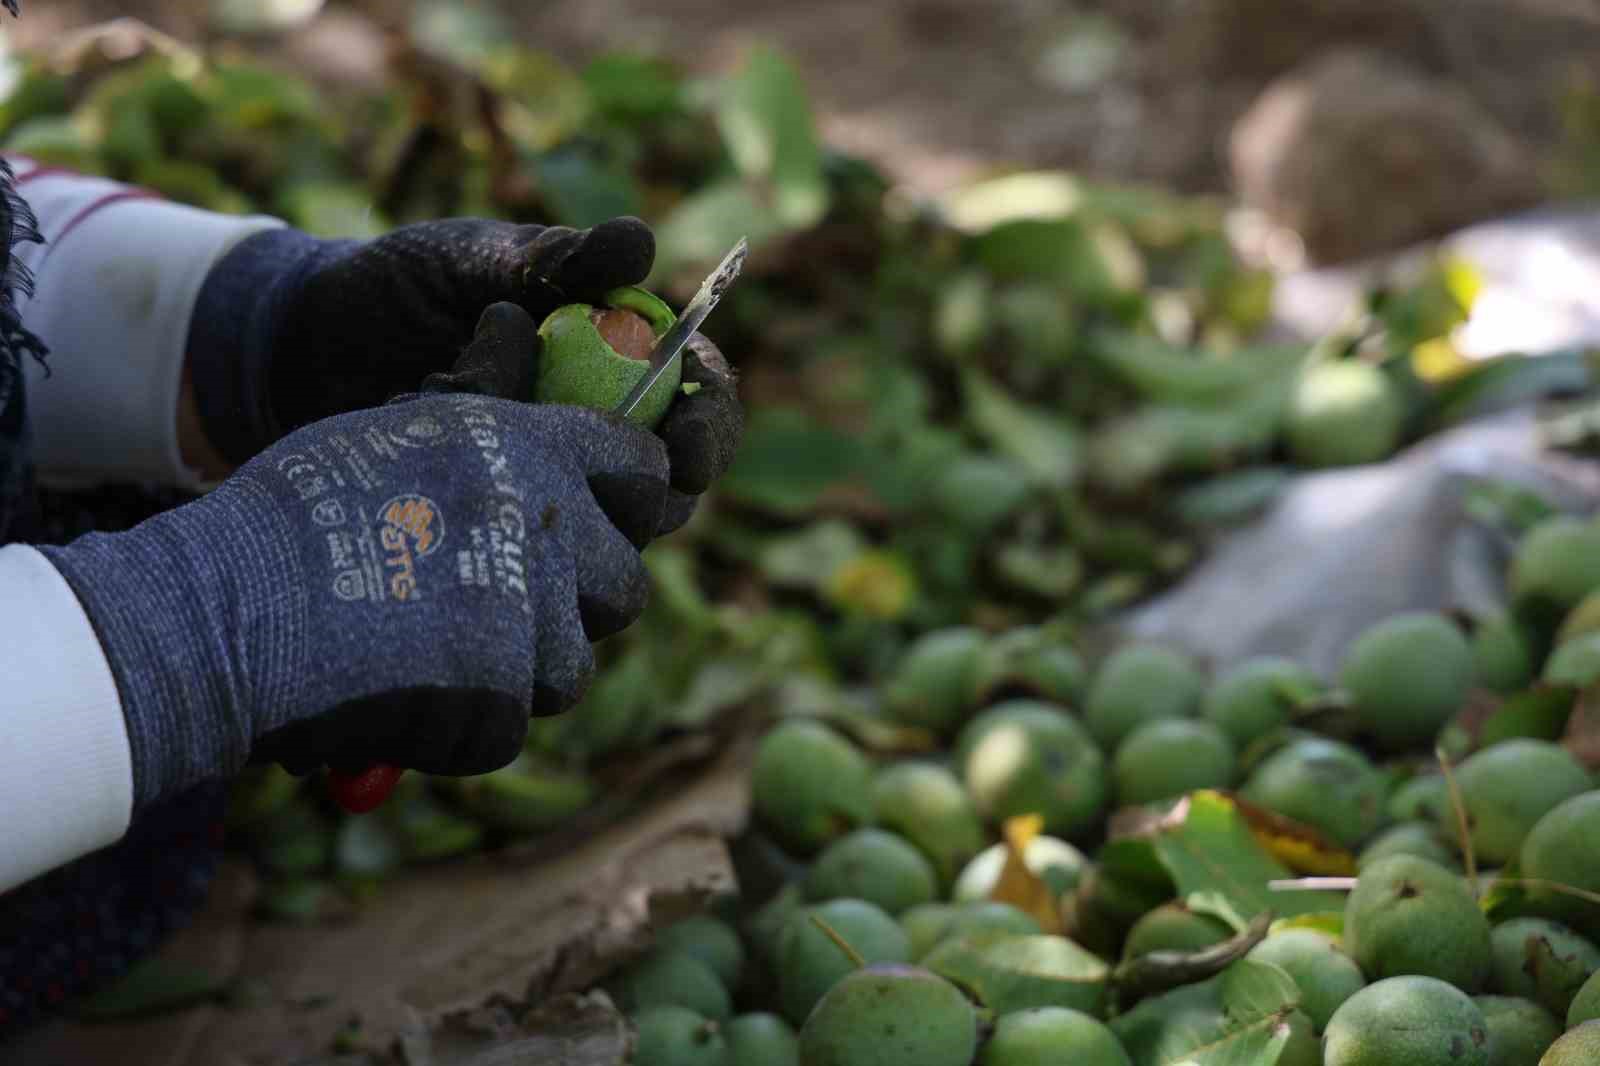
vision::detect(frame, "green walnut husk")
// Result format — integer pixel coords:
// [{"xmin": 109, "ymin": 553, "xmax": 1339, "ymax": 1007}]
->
[
  {"xmin": 978, "ymin": 1006, "xmax": 1131, "ymax": 1066},
  {"xmin": 750, "ymin": 720, "xmax": 874, "ymax": 855},
  {"xmin": 535, "ymin": 285, "xmax": 680, "ymax": 429},
  {"xmin": 804, "ymin": 828, "xmax": 940, "ymax": 916},
  {"xmin": 725, "ymin": 1012, "xmax": 799, "ymax": 1066},
  {"xmin": 1238, "ymin": 736, "xmax": 1385, "ymax": 849},
  {"xmin": 1322, "ymin": 976, "xmax": 1489, "ymax": 1066},
  {"xmin": 655, "ymin": 915, "xmax": 746, "ymax": 991},
  {"xmin": 1285, "ymin": 360, "xmax": 1404, "ymax": 468},
  {"xmin": 1540, "ymin": 1020, "xmax": 1600, "ymax": 1065},
  {"xmin": 1120, "ymin": 902, "xmax": 1232, "ymax": 960},
  {"xmin": 870, "ymin": 761, "xmax": 987, "ymax": 888},
  {"xmin": 797, "ymin": 963, "xmax": 977, "ymax": 1066},
  {"xmin": 1343, "ymin": 854, "xmax": 1492, "ymax": 991},
  {"xmin": 610, "ymin": 948, "xmax": 732, "ymax": 1021},
  {"xmin": 1571, "ymin": 969, "xmax": 1600, "ymax": 1028},
  {"xmin": 952, "ymin": 835, "xmax": 1087, "ymax": 903},
  {"xmin": 776, "ymin": 899, "xmax": 912, "ymax": 1025},
  {"xmin": 1488, "ymin": 918, "xmax": 1600, "ymax": 1018},
  {"xmin": 955, "ymin": 701, "xmax": 1108, "ymax": 838},
  {"xmin": 1245, "ymin": 928, "xmax": 1366, "ymax": 1031},
  {"xmin": 632, "ymin": 1005, "xmax": 730, "ymax": 1066},
  {"xmin": 1475, "ymin": 995, "xmax": 1561, "ymax": 1066},
  {"xmin": 1449, "ymin": 741, "xmax": 1591, "ymax": 866},
  {"xmin": 1520, "ymin": 791, "xmax": 1600, "ymax": 938},
  {"xmin": 1339, "ymin": 611, "xmax": 1474, "ymax": 752}
]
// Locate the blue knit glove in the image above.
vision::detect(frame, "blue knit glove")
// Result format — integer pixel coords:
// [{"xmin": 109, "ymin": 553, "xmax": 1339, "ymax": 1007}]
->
[{"xmin": 38, "ymin": 383, "xmax": 670, "ymax": 813}]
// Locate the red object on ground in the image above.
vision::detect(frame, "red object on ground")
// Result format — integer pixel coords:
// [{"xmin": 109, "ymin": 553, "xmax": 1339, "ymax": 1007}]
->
[{"xmin": 328, "ymin": 764, "xmax": 404, "ymax": 813}]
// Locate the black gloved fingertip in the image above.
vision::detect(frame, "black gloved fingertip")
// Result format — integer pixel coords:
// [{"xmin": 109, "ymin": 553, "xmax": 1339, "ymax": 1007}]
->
[{"xmin": 588, "ymin": 471, "xmax": 668, "ymax": 550}]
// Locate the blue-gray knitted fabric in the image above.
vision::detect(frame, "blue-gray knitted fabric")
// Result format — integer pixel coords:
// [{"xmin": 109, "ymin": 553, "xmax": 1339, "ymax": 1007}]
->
[{"xmin": 41, "ymin": 393, "xmax": 667, "ymax": 812}]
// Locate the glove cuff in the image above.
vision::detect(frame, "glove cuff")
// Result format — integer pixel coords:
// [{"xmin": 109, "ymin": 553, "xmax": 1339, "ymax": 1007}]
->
[
  {"xmin": 37, "ymin": 480, "xmax": 305, "ymax": 813},
  {"xmin": 186, "ymin": 228, "xmax": 357, "ymax": 466}
]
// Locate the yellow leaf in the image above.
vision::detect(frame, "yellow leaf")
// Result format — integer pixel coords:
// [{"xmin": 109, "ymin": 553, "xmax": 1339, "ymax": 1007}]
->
[
  {"xmin": 1229, "ymin": 793, "xmax": 1358, "ymax": 877},
  {"xmin": 1411, "ymin": 336, "xmax": 1472, "ymax": 383},
  {"xmin": 1442, "ymin": 255, "xmax": 1485, "ymax": 313},
  {"xmin": 989, "ymin": 813, "xmax": 1064, "ymax": 935}
]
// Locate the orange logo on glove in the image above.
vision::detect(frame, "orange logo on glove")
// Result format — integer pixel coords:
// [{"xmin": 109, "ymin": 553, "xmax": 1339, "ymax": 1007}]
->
[{"xmin": 379, "ymin": 494, "xmax": 443, "ymax": 601}]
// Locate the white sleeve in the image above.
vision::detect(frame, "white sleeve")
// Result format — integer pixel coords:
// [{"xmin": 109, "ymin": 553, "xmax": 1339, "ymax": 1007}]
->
[
  {"xmin": 8, "ymin": 155, "xmax": 287, "ymax": 490},
  {"xmin": 0, "ymin": 544, "xmax": 131, "ymax": 893}
]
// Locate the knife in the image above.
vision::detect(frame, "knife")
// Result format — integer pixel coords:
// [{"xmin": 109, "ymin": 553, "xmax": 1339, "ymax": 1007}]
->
[
  {"xmin": 328, "ymin": 238, "xmax": 750, "ymax": 815},
  {"xmin": 614, "ymin": 236, "xmax": 748, "ymax": 418}
]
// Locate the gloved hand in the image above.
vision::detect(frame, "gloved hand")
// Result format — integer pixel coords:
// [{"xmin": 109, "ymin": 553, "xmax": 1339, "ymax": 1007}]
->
[
  {"xmin": 186, "ymin": 216, "xmax": 742, "ymax": 533},
  {"xmin": 41, "ymin": 320, "xmax": 670, "ymax": 811}
]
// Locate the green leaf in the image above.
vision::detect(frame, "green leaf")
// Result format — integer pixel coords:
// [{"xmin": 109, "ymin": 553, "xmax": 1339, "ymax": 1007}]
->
[
  {"xmin": 652, "ymin": 179, "xmax": 792, "ymax": 282},
  {"xmin": 1110, "ymin": 959, "xmax": 1301, "ymax": 1066},
  {"xmin": 1479, "ymin": 685, "xmax": 1576, "ymax": 747},
  {"xmin": 719, "ymin": 410, "xmax": 872, "ymax": 517},
  {"xmin": 1127, "ymin": 791, "xmax": 1344, "ymax": 930},
  {"xmin": 1427, "ymin": 349, "xmax": 1594, "ymax": 431},
  {"xmin": 960, "ymin": 368, "xmax": 1082, "ymax": 489},
  {"xmin": 716, "ymin": 46, "xmax": 828, "ymax": 227},
  {"xmin": 533, "ymin": 146, "xmax": 643, "ymax": 228},
  {"xmin": 1173, "ymin": 468, "xmax": 1291, "ymax": 528},
  {"xmin": 1085, "ymin": 331, "xmax": 1300, "ymax": 405},
  {"xmin": 276, "ymin": 181, "xmax": 390, "ymax": 238},
  {"xmin": 974, "ymin": 217, "xmax": 1140, "ymax": 298},
  {"xmin": 673, "ymin": 656, "xmax": 767, "ymax": 728},
  {"xmin": 581, "ymin": 53, "xmax": 684, "ymax": 122},
  {"xmin": 757, "ymin": 520, "xmax": 869, "ymax": 589},
  {"xmin": 923, "ymin": 933, "xmax": 1110, "ymax": 1018}
]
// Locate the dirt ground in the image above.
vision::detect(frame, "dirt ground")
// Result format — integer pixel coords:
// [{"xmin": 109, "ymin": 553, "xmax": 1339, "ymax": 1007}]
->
[{"xmin": 8, "ymin": 0, "xmax": 1598, "ymax": 202}]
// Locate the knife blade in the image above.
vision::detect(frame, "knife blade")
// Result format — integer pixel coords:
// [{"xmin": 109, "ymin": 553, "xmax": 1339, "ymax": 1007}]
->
[{"xmin": 613, "ymin": 237, "xmax": 748, "ymax": 418}]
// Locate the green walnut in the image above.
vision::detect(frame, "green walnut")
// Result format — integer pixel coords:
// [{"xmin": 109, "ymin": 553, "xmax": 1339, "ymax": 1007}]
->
[
  {"xmin": 750, "ymin": 720, "xmax": 874, "ymax": 855},
  {"xmin": 1322, "ymin": 976, "xmax": 1488, "ymax": 1066},
  {"xmin": 1474, "ymin": 995, "xmax": 1561, "ymax": 1066},
  {"xmin": 1471, "ymin": 612, "xmax": 1537, "ymax": 694},
  {"xmin": 1238, "ymin": 736, "xmax": 1385, "ymax": 849},
  {"xmin": 943, "ymin": 901, "xmax": 1044, "ymax": 945},
  {"xmin": 725, "ymin": 1012, "xmax": 799, "ymax": 1066},
  {"xmin": 1084, "ymin": 644, "xmax": 1205, "ymax": 752},
  {"xmin": 776, "ymin": 899, "xmax": 911, "ymax": 1025},
  {"xmin": 655, "ymin": 914, "xmax": 746, "ymax": 991},
  {"xmin": 1343, "ymin": 854, "xmax": 1492, "ymax": 991},
  {"xmin": 1569, "ymin": 969, "xmax": 1600, "ymax": 1028},
  {"xmin": 797, "ymin": 963, "xmax": 978, "ymax": 1066},
  {"xmin": 870, "ymin": 761, "xmax": 987, "ymax": 888},
  {"xmin": 955, "ymin": 701, "xmax": 1108, "ymax": 838},
  {"xmin": 1543, "ymin": 633, "xmax": 1600, "ymax": 688},
  {"xmin": 535, "ymin": 286, "xmax": 680, "ymax": 428},
  {"xmin": 1540, "ymin": 1020, "xmax": 1600, "ymax": 1065},
  {"xmin": 1448, "ymin": 741, "xmax": 1591, "ymax": 865},
  {"xmin": 1120, "ymin": 901, "xmax": 1231, "ymax": 960},
  {"xmin": 609, "ymin": 948, "xmax": 732, "ymax": 1021},
  {"xmin": 901, "ymin": 903, "xmax": 959, "ymax": 961},
  {"xmin": 1111, "ymin": 718, "xmax": 1236, "ymax": 807},
  {"xmin": 1200, "ymin": 656, "xmax": 1321, "ymax": 750},
  {"xmin": 1489, "ymin": 918, "xmax": 1600, "ymax": 1019},
  {"xmin": 1358, "ymin": 821, "xmax": 1460, "ymax": 873},
  {"xmin": 883, "ymin": 627, "xmax": 990, "ymax": 734},
  {"xmin": 632, "ymin": 1005, "xmax": 730, "ymax": 1066},
  {"xmin": 1246, "ymin": 928, "xmax": 1367, "ymax": 1031},
  {"xmin": 805, "ymin": 828, "xmax": 940, "ymax": 916},
  {"xmin": 1339, "ymin": 612, "xmax": 1474, "ymax": 752},
  {"xmin": 978, "ymin": 1006, "xmax": 1131, "ymax": 1066},
  {"xmin": 1285, "ymin": 360, "xmax": 1405, "ymax": 468},
  {"xmin": 1510, "ymin": 516, "xmax": 1600, "ymax": 622},
  {"xmin": 1520, "ymin": 792, "xmax": 1600, "ymax": 939}
]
